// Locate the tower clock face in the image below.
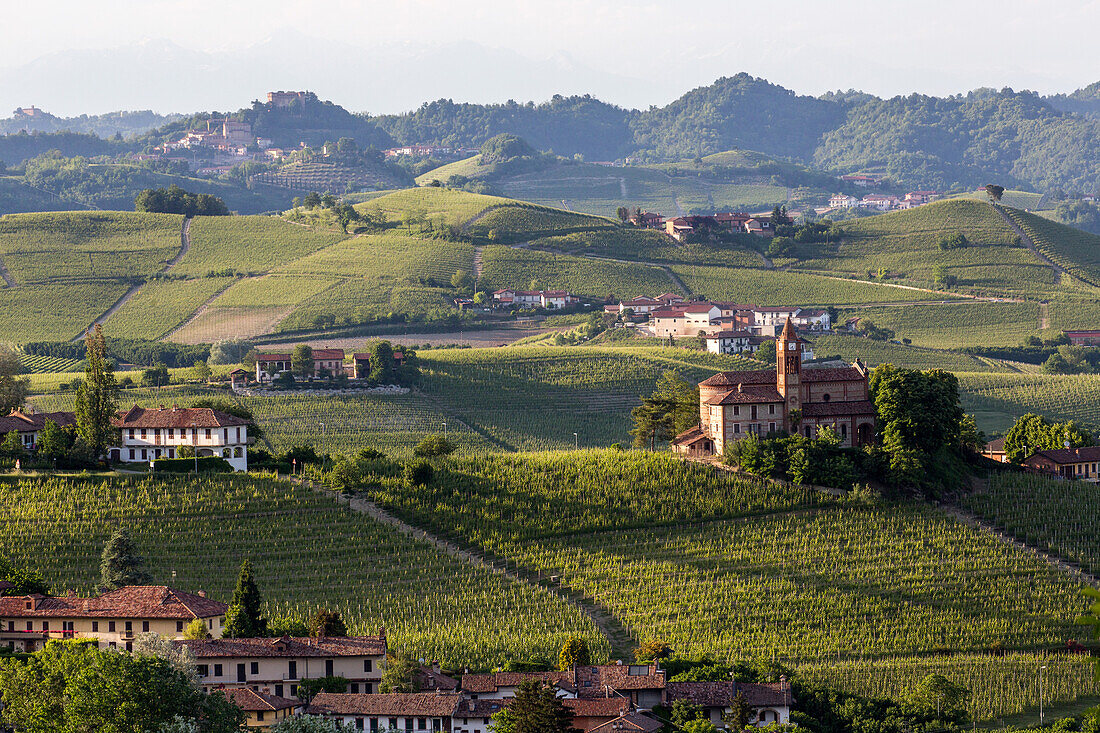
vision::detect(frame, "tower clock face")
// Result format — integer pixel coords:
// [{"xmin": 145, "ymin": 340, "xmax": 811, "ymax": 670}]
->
[{"xmin": 788, "ymin": 343, "xmax": 796, "ymax": 350}]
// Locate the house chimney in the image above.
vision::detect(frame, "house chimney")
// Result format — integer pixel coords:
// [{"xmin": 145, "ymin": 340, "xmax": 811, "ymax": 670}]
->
[{"xmin": 197, "ymin": 590, "xmax": 207, "ymax": 597}]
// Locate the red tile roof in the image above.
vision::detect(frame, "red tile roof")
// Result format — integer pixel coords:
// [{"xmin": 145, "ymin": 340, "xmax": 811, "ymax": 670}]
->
[
  {"xmin": 699, "ymin": 370, "xmax": 776, "ymax": 387},
  {"xmin": 221, "ymin": 687, "xmax": 301, "ymax": 712},
  {"xmin": 255, "ymin": 353, "xmax": 292, "ymax": 361},
  {"xmin": 704, "ymin": 387, "xmax": 784, "ymax": 405},
  {"xmin": 1025, "ymin": 446, "xmax": 1100, "ymax": 464},
  {"xmin": 456, "ymin": 698, "xmax": 510, "ymax": 717},
  {"xmin": 590, "ymin": 713, "xmax": 662, "ymax": 733},
  {"xmin": 564, "ymin": 698, "xmax": 630, "ymax": 717},
  {"xmin": 800, "ymin": 367, "xmax": 868, "ymax": 383},
  {"xmin": 0, "ymin": 586, "xmax": 227, "ymax": 619},
  {"xmin": 703, "ymin": 330, "xmax": 753, "ymax": 339},
  {"xmin": 308, "ymin": 692, "xmax": 463, "ymax": 717},
  {"xmin": 312, "ymin": 349, "xmax": 345, "ymax": 360},
  {"xmin": 179, "ymin": 635, "xmax": 387, "ymax": 658},
  {"xmin": 0, "ymin": 410, "xmax": 76, "ymax": 434},
  {"xmin": 801, "ymin": 400, "xmax": 876, "ymax": 417},
  {"xmin": 984, "ymin": 436, "xmax": 1006, "ymax": 452},
  {"xmin": 460, "ymin": 671, "xmax": 573, "ymax": 693},
  {"xmin": 113, "ymin": 406, "xmax": 249, "ymax": 429}
]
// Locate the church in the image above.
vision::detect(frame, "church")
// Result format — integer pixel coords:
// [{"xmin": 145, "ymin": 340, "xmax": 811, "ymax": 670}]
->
[{"xmin": 672, "ymin": 319, "xmax": 877, "ymax": 457}]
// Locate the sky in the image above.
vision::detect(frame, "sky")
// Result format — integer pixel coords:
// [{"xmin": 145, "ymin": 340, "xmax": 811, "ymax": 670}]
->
[{"xmin": 2, "ymin": 0, "xmax": 1099, "ymax": 115}]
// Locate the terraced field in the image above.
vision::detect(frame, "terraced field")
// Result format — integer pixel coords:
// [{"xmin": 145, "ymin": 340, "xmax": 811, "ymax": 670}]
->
[
  {"xmin": 0, "ymin": 281, "xmax": 130, "ymax": 342},
  {"xmin": 174, "ymin": 215, "xmax": 346, "ymax": 276},
  {"xmin": 105, "ymin": 277, "xmax": 236, "ymax": 340}
]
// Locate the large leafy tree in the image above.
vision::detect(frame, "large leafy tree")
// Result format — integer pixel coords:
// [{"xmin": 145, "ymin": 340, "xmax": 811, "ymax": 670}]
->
[
  {"xmin": 74, "ymin": 325, "xmax": 119, "ymax": 457},
  {"xmin": 291, "ymin": 345, "xmax": 314, "ymax": 379},
  {"xmin": 379, "ymin": 653, "xmax": 420, "ymax": 693},
  {"xmin": 99, "ymin": 527, "xmax": 152, "ymax": 591},
  {"xmin": 310, "ymin": 608, "xmax": 348, "ymax": 637},
  {"xmin": 222, "ymin": 558, "xmax": 267, "ymax": 638},
  {"xmin": 630, "ymin": 370, "xmax": 699, "ymax": 449},
  {"xmin": 1003, "ymin": 412, "xmax": 1094, "ymax": 463},
  {"xmin": 557, "ymin": 636, "xmax": 591, "ymax": 670},
  {"xmin": 0, "ymin": 555, "xmax": 49, "ymax": 596},
  {"xmin": 510, "ymin": 679, "xmax": 579, "ymax": 733}
]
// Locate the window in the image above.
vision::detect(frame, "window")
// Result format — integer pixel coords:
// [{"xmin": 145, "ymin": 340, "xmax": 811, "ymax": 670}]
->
[
  {"xmin": 168, "ymin": 428, "xmax": 174, "ymax": 438},
  {"xmin": 841, "ymin": 424, "xmax": 848, "ymax": 438},
  {"xmin": 141, "ymin": 429, "xmax": 147, "ymax": 439},
  {"xmin": 129, "ymin": 449, "xmax": 135, "ymax": 460},
  {"xmin": 326, "ymin": 659, "xmax": 334, "ymax": 676},
  {"xmin": 204, "ymin": 429, "xmax": 211, "ymax": 439},
  {"xmin": 128, "ymin": 429, "xmax": 134, "ymax": 440},
  {"xmin": 257, "ymin": 712, "xmax": 265, "ymax": 722},
  {"xmin": 769, "ymin": 404, "xmax": 775, "ymax": 415},
  {"xmin": 142, "ymin": 621, "xmax": 149, "ymax": 632},
  {"xmin": 288, "ymin": 661, "xmax": 297, "ymax": 679},
  {"xmin": 733, "ymin": 423, "xmax": 741, "ymax": 434},
  {"xmin": 141, "ymin": 449, "xmax": 147, "ymax": 460},
  {"xmin": 198, "ymin": 665, "xmax": 209, "ymax": 677},
  {"xmin": 275, "ymin": 685, "xmax": 284, "ymax": 698},
  {"xmin": 213, "ymin": 664, "xmax": 222, "ymax": 676},
  {"xmin": 355, "ymin": 719, "xmax": 363, "ymax": 730},
  {"xmin": 418, "ymin": 719, "xmax": 427, "ymax": 730},
  {"xmin": 109, "ymin": 621, "xmax": 116, "ymax": 632},
  {"xmin": 769, "ymin": 422, "xmax": 776, "ymax": 432},
  {"xmin": 351, "ymin": 683, "xmax": 359, "ymax": 693},
  {"xmin": 92, "ymin": 621, "xmax": 99, "ymax": 632},
  {"xmin": 42, "ymin": 621, "xmax": 49, "ymax": 631},
  {"xmin": 364, "ymin": 659, "xmax": 373, "ymax": 673},
  {"xmin": 63, "ymin": 621, "xmax": 73, "ymax": 632},
  {"xmin": 628, "ymin": 665, "xmax": 649, "ymax": 676},
  {"xmin": 125, "ymin": 621, "xmax": 132, "ymax": 633},
  {"xmin": 291, "ymin": 684, "xmax": 298, "ymax": 697},
  {"xmin": 125, "ymin": 642, "xmax": 132, "ymax": 652},
  {"xmin": 733, "ymin": 406, "xmax": 740, "ymax": 416},
  {"xmin": 804, "ymin": 426, "xmax": 811, "ymax": 438},
  {"xmin": 366, "ymin": 683, "xmax": 374, "ymax": 694}
]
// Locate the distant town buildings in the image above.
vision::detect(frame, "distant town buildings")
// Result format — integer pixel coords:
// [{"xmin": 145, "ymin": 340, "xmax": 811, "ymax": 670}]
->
[{"xmin": 492, "ymin": 289, "xmax": 580, "ymax": 309}]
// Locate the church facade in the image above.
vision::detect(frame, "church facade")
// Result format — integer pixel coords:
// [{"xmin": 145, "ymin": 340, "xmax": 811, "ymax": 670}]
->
[{"xmin": 673, "ymin": 319, "xmax": 876, "ymax": 457}]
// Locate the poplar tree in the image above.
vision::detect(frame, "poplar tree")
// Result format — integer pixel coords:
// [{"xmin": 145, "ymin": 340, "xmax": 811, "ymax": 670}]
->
[{"xmin": 75, "ymin": 325, "xmax": 119, "ymax": 457}]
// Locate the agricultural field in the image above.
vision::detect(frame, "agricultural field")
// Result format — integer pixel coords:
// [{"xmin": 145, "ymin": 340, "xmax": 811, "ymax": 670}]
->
[
  {"xmin": 465, "ymin": 204, "xmax": 613, "ymax": 243},
  {"xmin": 0, "ymin": 211, "xmax": 183, "ymax": 283},
  {"xmin": 797, "ymin": 652, "xmax": 1095, "ymax": 723},
  {"xmin": 0, "ymin": 281, "xmax": 130, "ymax": 343},
  {"xmin": 962, "ymin": 472, "xmax": 1100, "ymax": 575},
  {"xmin": 1001, "ymin": 206, "xmax": 1100, "ymax": 287},
  {"xmin": 479, "ymin": 246, "xmax": 675, "ymax": 299},
  {"xmin": 0, "ymin": 473, "xmax": 607, "ymax": 668},
  {"xmin": 532, "ymin": 229, "xmax": 766, "ymax": 269},
  {"xmin": 949, "ymin": 189, "xmax": 1051, "ymax": 211},
  {"xmin": 17, "ymin": 352, "xmax": 82, "ymax": 373},
  {"xmin": 275, "ymin": 233, "xmax": 474, "ymax": 281},
  {"xmin": 808, "ymin": 333, "xmax": 1010, "ymax": 372},
  {"xmin": 672, "ymin": 265, "xmax": 949, "ymax": 306},
  {"xmin": 414, "ymin": 157, "xmax": 483, "ymax": 186},
  {"xmin": 103, "ymin": 277, "xmax": 235, "ymax": 340},
  {"xmin": 838, "ymin": 302, "xmax": 1041, "ymax": 348},
  {"xmin": 173, "ymin": 216, "xmax": 346, "ymax": 277},
  {"xmin": 958, "ymin": 372, "xmax": 1100, "ymax": 435},
  {"xmin": 359, "ymin": 187, "xmax": 512, "ymax": 228},
  {"xmin": 369, "ymin": 456, "xmax": 1088, "ymax": 661}
]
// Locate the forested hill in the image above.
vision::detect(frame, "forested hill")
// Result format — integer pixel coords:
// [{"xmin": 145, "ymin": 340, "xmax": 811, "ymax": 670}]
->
[{"xmin": 378, "ymin": 74, "xmax": 1100, "ymax": 192}]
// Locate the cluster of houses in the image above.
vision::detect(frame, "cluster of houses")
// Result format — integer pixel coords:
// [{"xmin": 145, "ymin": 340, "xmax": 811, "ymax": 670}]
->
[
  {"xmin": 0, "ymin": 405, "xmax": 254, "ymax": 472},
  {"xmin": 626, "ymin": 212, "xmax": 777, "ymax": 241},
  {"xmin": 0, "ymin": 585, "xmax": 792, "ymax": 731},
  {"xmin": 825, "ymin": 191, "xmax": 940, "ymax": 213},
  {"xmin": 673, "ymin": 319, "xmax": 876, "ymax": 456},
  {"xmin": 251, "ymin": 348, "xmax": 406, "ymax": 385},
  {"xmin": 383, "ymin": 145, "xmax": 479, "ymax": 159},
  {"xmin": 490, "ymin": 289, "xmax": 581, "ymax": 310},
  {"xmin": 605, "ymin": 293, "xmax": 829, "ymax": 355}
]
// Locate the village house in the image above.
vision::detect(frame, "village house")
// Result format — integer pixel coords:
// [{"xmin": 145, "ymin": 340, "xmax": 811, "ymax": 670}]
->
[
  {"xmin": 860, "ymin": 194, "xmax": 900, "ymax": 211},
  {"xmin": 664, "ymin": 679, "xmax": 793, "ymax": 727},
  {"xmin": 453, "ymin": 699, "xmax": 509, "ymax": 733},
  {"xmin": 672, "ymin": 319, "xmax": 876, "ymax": 457},
  {"xmin": 0, "ymin": 409, "xmax": 77, "ymax": 450},
  {"xmin": 307, "ymin": 692, "xmax": 465, "ymax": 732},
  {"xmin": 838, "ymin": 174, "xmax": 880, "ymax": 187},
  {"xmin": 982, "ymin": 436, "xmax": 1009, "ymax": 463},
  {"xmin": 649, "ymin": 303, "xmax": 723, "ymax": 338},
  {"xmin": 905, "ymin": 191, "xmax": 940, "ymax": 205},
  {"xmin": 564, "ymin": 699, "xmax": 632, "ymax": 732},
  {"xmin": 702, "ymin": 330, "xmax": 756, "ymax": 355},
  {"xmin": 0, "ymin": 586, "xmax": 228, "ymax": 652},
  {"xmin": 828, "ymin": 194, "xmax": 860, "ymax": 209},
  {"xmin": 221, "ymin": 688, "xmax": 303, "ymax": 729},
  {"xmin": 605, "ymin": 293, "xmax": 684, "ymax": 316},
  {"xmin": 491, "ymin": 289, "xmax": 579, "ymax": 309},
  {"xmin": 352, "ymin": 350, "xmax": 405, "ymax": 380},
  {"xmin": 1022, "ymin": 446, "xmax": 1100, "ymax": 482},
  {"xmin": 627, "ymin": 211, "xmax": 665, "ymax": 229},
  {"xmin": 111, "ymin": 405, "xmax": 251, "ymax": 471},
  {"xmin": 254, "ymin": 349, "xmax": 347, "ymax": 382},
  {"xmin": 178, "ymin": 633, "xmax": 387, "ymax": 699},
  {"xmin": 1064, "ymin": 330, "xmax": 1100, "ymax": 346}
]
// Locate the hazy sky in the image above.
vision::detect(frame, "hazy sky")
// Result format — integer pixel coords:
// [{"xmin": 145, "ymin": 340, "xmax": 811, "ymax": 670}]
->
[{"xmin": 3, "ymin": 0, "xmax": 1100, "ymax": 114}]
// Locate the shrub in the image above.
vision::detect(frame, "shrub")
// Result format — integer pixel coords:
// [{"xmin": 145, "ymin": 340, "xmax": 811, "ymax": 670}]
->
[{"xmin": 403, "ymin": 459, "xmax": 434, "ymax": 486}]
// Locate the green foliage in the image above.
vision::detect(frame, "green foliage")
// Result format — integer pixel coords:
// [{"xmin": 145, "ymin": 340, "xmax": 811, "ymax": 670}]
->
[
  {"xmin": 379, "ymin": 653, "xmax": 421, "ymax": 693},
  {"xmin": 269, "ymin": 715, "xmax": 357, "ymax": 733},
  {"xmin": 631, "ymin": 370, "xmax": 699, "ymax": 448},
  {"xmin": 223, "ymin": 558, "xmax": 267, "ymax": 638},
  {"xmin": 296, "ymin": 675, "xmax": 350, "ymax": 703},
  {"xmin": 938, "ymin": 232, "xmax": 969, "ymax": 250},
  {"xmin": 267, "ymin": 616, "xmax": 310, "ymax": 638},
  {"xmin": 99, "ymin": 527, "xmax": 152, "ymax": 592},
  {"xmin": 634, "ymin": 639, "xmax": 673, "ymax": 662},
  {"xmin": 909, "ymin": 673, "xmax": 971, "ymax": 719},
  {"xmin": 74, "ymin": 325, "xmax": 119, "ymax": 457},
  {"xmin": 0, "ymin": 350, "xmax": 29, "ymax": 415},
  {"xmin": 182, "ymin": 618, "xmax": 210, "ymax": 640},
  {"xmin": 135, "ymin": 185, "xmax": 229, "ymax": 216},
  {"xmin": 310, "ymin": 608, "xmax": 348, "ymax": 637},
  {"xmin": 509, "ymin": 679, "xmax": 578, "ymax": 733},
  {"xmin": 0, "ymin": 555, "xmax": 49, "ymax": 596},
  {"xmin": 1003, "ymin": 412, "xmax": 1094, "ymax": 463},
  {"xmin": 414, "ymin": 434, "xmax": 456, "ymax": 458},
  {"xmin": 558, "ymin": 636, "xmax": 591, "ymax": 670},
  {"xmin": 292, "ymin": 345, "xmax": 314, "ymax": 378},
  {"xmin": 480, "ymin": 134, "xmax": 537, "ymax": 164},
  {"xmin": 403, "ymin": 458, "xmax": 434, "ymax": 486}
]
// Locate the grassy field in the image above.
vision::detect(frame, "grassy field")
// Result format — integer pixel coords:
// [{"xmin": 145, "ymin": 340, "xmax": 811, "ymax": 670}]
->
[
  {"xmin": 532, "ymin": 228, "xmax": 766, "ymax": 268},
  {"xmin": 0, "ymin": 473, "xmax": 607, "ymax": 668},
  {"xmin": 950, "ymin": 189, "xmax": 1051, "ymax": 210},
  {"xmin": 0, "ymin": 211, "xmax": 182, "ymax": 284},
  {"xmin": 465, "ymin": 204, "xmax": 613, "ymax": 242},
  {"xmin": 174, "ymin": 216, "xmax": 346, "ymax": 277},
  {"xmin": 359, "ymin": 187, "xmax": 512, "ymax": 228},
  {"xmin": 1002, "ymin": 206, "xmax": 1100, "ymax": 287},
  {"xmin": 414, "ymin": 157, "xmax": 483, "ymax": 186},
  {"xmin": 0, "ymin": 281, "xmax": 130, "ymax": 342},
  {"xmin": 958, "ymin": 371, "xmax": 1100, "ymax": 434},
  {"xmin": 479, "ymin": 246, "xmax": 675, "ymax": 299},
  {"xmin": 839, "ymin": 302, "xmax": 1041, "ymax": 348},
  {"xmin": 808, "ymin": 333, "xmax": 1011, "ymax": 372}
]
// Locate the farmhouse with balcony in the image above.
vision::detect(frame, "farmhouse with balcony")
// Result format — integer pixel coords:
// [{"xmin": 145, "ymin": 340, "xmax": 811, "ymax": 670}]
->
[
  {"xmin": 828, "ymin": 194, "xmax": 859, "ymax": 208},
  {"xmin": 0, "ymin": 409, "xmax": 77, "ymax": 450},
  {"xmin": 491, "ymin": 289, "xmax": 579, "ymax": 309},
  {"xmin": 111, "ymin": 405, "xmax": 251, "ymax": 471},
  {"xmin": 0, "ymin": 586, "xmax": 228, "ymax": 652},
  {"xmin": 650, "ymin": 303, "xmax": 723, "ymax": 338},
  {"xmin": 702, "ymin": 330, "xmax": 757, "ymax": 355},
  {"xmin": 221, "ymin": 688, "xmax": 303, "ymax": 729},
  {"xmin": 1022, "ymin": 446, "xmax": 1100, "ymax": 482},
  {"xmin": 178, "ymin": 633, "xmax": 387, "ymax": 700},
  {"xmin": 255, "ymin": 349, "xmax": 347, "ymax": 382},
  {"xmin": 672, "ymin": 319, "xmax": 875, "ymax": 457}
]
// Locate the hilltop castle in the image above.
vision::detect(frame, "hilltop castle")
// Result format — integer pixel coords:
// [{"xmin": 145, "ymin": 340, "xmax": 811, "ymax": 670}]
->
[{"xmin": 672, "ymin": 319, "xmax": 876, "ymax": 456}]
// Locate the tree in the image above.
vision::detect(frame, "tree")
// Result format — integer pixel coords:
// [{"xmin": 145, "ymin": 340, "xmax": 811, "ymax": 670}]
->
[
  {"xmin": 183, "ymin": 618, "xmax": 210, "ymax": 640},
  {"xmin": 0, "ymin": 555, "xmax": 49, "ymax": 596},
  {"xmin": 270, "ymin": 715, "xmax": 357, "ymax": 733},
  {"xmin": 368, "ymin": 341, "xmax": 394, "ymax": 384},
  {"xmin": 724, "ymin": 691, "xmax": 754, "ymax": 730},
  {"xmin": 0, "ymin": 430, "xmax": 25, "ymax": 460},
  {"xmin": 292, "ymin": 345, "xmax": 314, "ymax": 379},
  {"xmin": 985, "ymin": 184, "xmax": 1005, "ymax": 203},
  {"xmin": 222, "ymin": 558, "xmax": 267, "ymax": 638},
  {"xmin": 634, "ymin": 639, "xmax": 672, "ymax": 662},
  {"xmin": 329, "ymin": 459, "xmax": 362, "ymax": 493},
  {"xmin": 142, "ymin": 362, "xmax": 171, "ymax": 388},
  {"xmin": 310, "ymin": 608, "xmax": 348, "ymax": 637},
  {"xmin": 36, "ymin": 420, "xmax": 71, "ymax": 464},
  {"xmin": 297, "ymin": 676, "xmax": 350, "ymax": 703},
  {"xmin": 630, "ymin": 371, "xmax": 699, "ymax": 449},
  {"xmin": 75, "ymin": 325, "xmax": 119, "ymax": 457},
  {"xmin": 671, "ymin": 699, "xmax": 707, "ymax": 728},
  {"xmin": 191, "ymin": 360, "xmax": 212, "ymax": 382},
  {"xmin": 909, "ymin": 674, "xmax": 970, "ymax": 720},
  {"xmin": 0, "ymin": 349, "xmax": 29, "ymax": 415},
  {"xmin": 402, "ymin": 459, "xmax": 434, "ymax": 486},
  {"xmin": 132, "ymin": 631, "xmax": 199, "ymax": 685},
  {"xmin": 414, "ymin": 434, "xmax": 456, "ymax": 458},
  {"xmin": 510, "ymin": 679, "xmax": 578, "ymax": 733},
  {"xmin": 616, "ymin": 206, "xmax": 630, "ymax": 223},
  {"xmin": 558, "ymin": 636, "xmax": 591, "ymax": 670},
  {"xmin": 99, "ymin": 527, "xmax": 152, "ymax": 592},
  {"xmin": 1004, "ymin": 413, "xmax": 1093, "ymax": 463},
  {"xmin": 379, "ymin": 653, "xmax": 421, "ymax": 693},
  {"xmin": 755, "ymin": 340, "xmax": 776, "ymax": 364},
  {"xmin": 209, "ymin": 339, "xmax": 252, "ymax": 366},
  {"xmin": 268, "ymin": 616, "xmax": 311, "ymax": 637},
  {"xmin": 870, "ymin": 365, "xmax": 964, "ymax": 456}
]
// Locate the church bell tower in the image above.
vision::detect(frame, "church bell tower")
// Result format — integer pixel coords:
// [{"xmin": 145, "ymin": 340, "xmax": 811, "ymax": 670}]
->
[{"xmin": 776, "ymin": 317, "xmax": 801, "ymax": 425}]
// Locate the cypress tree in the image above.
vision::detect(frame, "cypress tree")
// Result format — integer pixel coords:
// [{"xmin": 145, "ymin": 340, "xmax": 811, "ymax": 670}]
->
[
  {"xmin": 99, "ymin": 528, "xmax": 152, "ymax": 592},
  {"xmin": 75, "ymin": 325, "xmax": 119, "ymax": 458},
  {"xmin": 223, "ymin": 559, "xmax": 267, "ymax": 638},
  {"xmin": 512, "ymin": 680, "xmax": 578, "ymax": 733}
]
